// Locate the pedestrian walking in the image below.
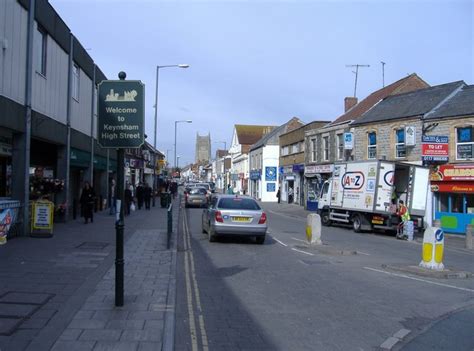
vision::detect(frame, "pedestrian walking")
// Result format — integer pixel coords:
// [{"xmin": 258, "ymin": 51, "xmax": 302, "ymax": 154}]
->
[
  {"xmin": 124, "ymin": 184, "xmax": 133, "ymax": 216},
  {"xmin": 276, "ymin": 187, "xmax": 281, "ymax": 204},
  {"xmin": 288, "ymin": 186, "xmax": 294, "ymax": 204},
  {"xmin": 136, "ymin": 183, "xmax": 144, "ymax": 210},
  {"xmin": 80, "ymin": 181, "xmax": 95, "ymax": 224},
  {"xmin": 144, "ymin": 183, "xmax": 152, "ymax": 210}
]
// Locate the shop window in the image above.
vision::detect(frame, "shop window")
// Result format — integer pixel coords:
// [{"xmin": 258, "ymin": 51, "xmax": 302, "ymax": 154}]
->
[
  {"xmin": 72, "ymin": 64, "xmax": 80, "ymax": 101},
  {"xmin": 395, "ymin": 129, "xmax": 406, "ymax": 158},
  {"xmin": 367, "ymin": 132, "xmax": 376, "ymax": 159},
  {"xmin": 466, "ymin": 194, "xmax": 474, "ymax": 214},
  {"xmin": 438, "ymin": 193, "xmax": 449, "ymax": 212},
  {"xmin": 323, "ymin": 136, "xmax": 329, "ymax": 161},
  {"xmin": 34, "ymin": 25, "xmax": 47, "ymax": 76},
  {"xmin": 336, "ymin": 133, "xmax": 344, "ymax": 160},
  {"xmin": 451, "ymin": 193, "xmax": 464, "ymax": 213},
  {"xmin": 311, "ymin": 138, "xmax": 317, "ymax": 162},
  {"xmin": 456, "ymin": 126, "xmax": 474, "ymax": 160}
]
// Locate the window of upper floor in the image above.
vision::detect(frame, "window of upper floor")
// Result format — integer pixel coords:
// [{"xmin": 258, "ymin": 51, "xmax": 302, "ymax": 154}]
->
[
  {"xmin": 336, "ymin": 133, "xmax": 344, "ymax": 160},
  {"xmin": 367, "ymin": 132, "xmax": 377, "ymax": 159},
  {"xmin": 310, "ymin": 138, "xmax": 317, "ymax": 162},
  {"xmin": 456, "ymin": 126, "xmax": 474, "ymax": 160},
  {"xmin": 281, "ymin": 146, "xmax": 289, "ymax": 156},
  {"xmin": 34, "ymin": 25, "xmax": 47, "ymax": 76},
  {"xmin": 323, "ymin": 135, "xmax": 329, "ymax": 161},
  {"xmin": 395, "ymin": 128, "xmax": 406, "ymax": 158}
]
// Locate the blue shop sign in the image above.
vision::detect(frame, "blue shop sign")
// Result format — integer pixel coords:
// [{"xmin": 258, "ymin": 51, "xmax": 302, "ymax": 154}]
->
[
  {"xmin": 250, "ymin": 170, "xmax": 261, "ymax": 180},
  {"xmin": 292, "ymin": 164, "xmax": 305, "ymax": 173}
]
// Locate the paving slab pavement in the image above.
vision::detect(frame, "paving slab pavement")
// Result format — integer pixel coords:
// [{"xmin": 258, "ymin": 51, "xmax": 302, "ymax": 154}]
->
[{"xmin": 0, "ymin": 199, "xmax": 179, "ymax": 351}]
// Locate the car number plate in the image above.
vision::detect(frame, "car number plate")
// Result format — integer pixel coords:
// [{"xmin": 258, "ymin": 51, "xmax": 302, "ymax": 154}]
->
[
  {"xmin": 232, "ymin": 216, "xmax": 251, "ymax": 222},
  {"xmin": 193, "ymin": 199, "xmax": 202, "ymax": 203}
]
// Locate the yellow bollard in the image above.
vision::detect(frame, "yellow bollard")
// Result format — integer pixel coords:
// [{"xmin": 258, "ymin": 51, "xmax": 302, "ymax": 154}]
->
[
  {"xmin": 306, "ymin": 214, "xmax": 322, "ymax": 245},
  {"xmin": 420, "ymin": 226, "xmax": 444, "ymax": 270}
]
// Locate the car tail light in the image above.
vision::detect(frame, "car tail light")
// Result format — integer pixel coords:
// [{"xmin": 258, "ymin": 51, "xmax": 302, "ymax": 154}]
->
[
  {"xmin": 215, "ymin": 211, "xmax": 224, "ymax": 223},
  {"xmin": 258, "ymin": 212, "xmax": 267, "ymax": 224}
]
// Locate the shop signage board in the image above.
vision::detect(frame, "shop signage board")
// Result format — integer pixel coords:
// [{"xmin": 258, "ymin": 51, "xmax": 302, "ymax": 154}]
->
[
  {"xmin": 265, "ymin": 167, "xmax": 277, "ymax": 181},
  {"xmin": 405, "ymin": 126, "xmax": 416, "ymax": 146},
  {"xmin": 430, "ymin": 164, "xmax": 474, "ymax": 181},
  {"xmin": 31, "ymin": 200, "xmax": 54, "ymax": 236},
  {"xmin": 292, "ymin": 164, "xmax": 305, "ymax": 173},
  {"xmin": 430, "ymin": 182, "xmax": 474, "ymax": 193},
  {"xmin": 250, "ymin": 170, "xmax": 261, "ymax": 180},
  {"xmin": 98, "ymin": 80, "xmax": 145, "ymax": 148},
  {"xmin": 344, "ymin": 133, "xmax": 353, "ymax": 150},
  {"xmin": 422, "ymin": 135, "xmax": 449, "ymax": 162},
  {"xmin": 305, "ymin": 164, "xmax": 334, "ymax": 175}
]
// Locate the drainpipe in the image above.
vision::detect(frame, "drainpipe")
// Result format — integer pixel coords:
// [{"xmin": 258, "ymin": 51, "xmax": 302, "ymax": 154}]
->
[
  {"xmin": 65, "ymin": 34, "xmax": 74, "ymax": 221},
  {"xmin": 22, "ymin": 0, "xmax": 35, "ymax": 235}
]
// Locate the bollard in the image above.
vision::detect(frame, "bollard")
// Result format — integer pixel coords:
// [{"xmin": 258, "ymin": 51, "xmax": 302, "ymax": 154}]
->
[
  {"xmin": 306, "ymin": 213, "xmax": 322, "ymax": 245},
  {"xmin": 466, "ymin": 224, "xmax": 473, "ymax": 250},
  {"xmin": 167, "ymin": 203, "xmax": 173, "ymax": 249},
  {"xmin": 419, "ymin": 226, "xmax": 445, "ymax": 270}
]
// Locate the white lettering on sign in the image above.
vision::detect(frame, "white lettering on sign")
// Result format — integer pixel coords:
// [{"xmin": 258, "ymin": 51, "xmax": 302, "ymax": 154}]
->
[
  {"xmin": 103, "ymin": 124, "xmax": 139, "ymax": 132},
  {"xmin": 105, "ymin": 107, "xmax": 138, "ymax": 114}
]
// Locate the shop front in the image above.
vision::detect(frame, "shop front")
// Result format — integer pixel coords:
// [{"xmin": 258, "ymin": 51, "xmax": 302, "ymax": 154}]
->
[
  {"xmin": 304, "ymin": 164, "xmax": 334, "ymax": 211},
  {"xmin": 280, "ymin": 166, "xmax": 294, "ymax": 203},
  {"xmin": 0, "ymin": 138, "xmax": 12, "ymax": 198},
  {"xmin": 431, "ymin": 164, "xmax": 474, "ymax": 234},
  {"xmin": 249, "ymin": 169, "xmax": 261, "ymax": 199},
  {"xmin": 292, "ymin": 164, "xmax": 305, "ymax": 206}
]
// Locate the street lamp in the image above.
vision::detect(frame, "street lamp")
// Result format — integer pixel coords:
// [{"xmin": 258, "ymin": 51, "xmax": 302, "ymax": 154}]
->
[
  {"xmin": 174, "ymin": 120, "xmax": 192, "ymax": 170},
  {"xmin": 177, "ymin": 156, "xmax": 180, "ymax": 169},
  {"xmin": 152, "ymin": 64, "xmax": 189, "ymax": 201},
  {"xmin": 214, "ymin": 140, "xmax": 227, "ymax": 152}
]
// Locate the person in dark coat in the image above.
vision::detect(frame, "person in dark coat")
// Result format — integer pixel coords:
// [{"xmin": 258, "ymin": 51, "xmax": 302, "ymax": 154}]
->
[
  {"xmin": 136, "ymin": 183, "xmax": 144, "ymax": 210},
  {"xmin": 80, "ymin": 181, "xmax": 95, "ymax": 224},
  {"xmin": 144, "ymin": 183, "xmax": 152, "ymax": 210},
  {"xmin": 124, "ymin": 183, "xmax": 133, "ymax": 216},
  {"xmin": 276, "ymin": 187, "xmax": 281, "ymax": 204}
]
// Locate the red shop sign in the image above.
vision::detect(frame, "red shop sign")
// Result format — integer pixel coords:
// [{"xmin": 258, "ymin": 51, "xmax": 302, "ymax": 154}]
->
[
  {"xmin": 431, "ymin": 182, "xmax": 474, "ymax": 193},
  {"xmin": 422, "ymin": 143, "xmax": 448, "ymax": 156},
  {"xmin": 430, "ymin": 164, "xmax": 474, "ymax": 181}
]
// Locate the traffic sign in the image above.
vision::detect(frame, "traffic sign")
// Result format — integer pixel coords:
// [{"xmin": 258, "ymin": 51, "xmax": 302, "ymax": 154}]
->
[{"xmin": 97, "ymin": 80, "xmax": 145, "ymax": 148}]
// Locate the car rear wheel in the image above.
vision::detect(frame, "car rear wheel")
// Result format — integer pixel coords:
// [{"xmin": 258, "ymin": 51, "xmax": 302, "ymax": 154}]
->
[
  {"xmin": 255, "ymin": 235, "xmax": 265, "ymax": 245},
  {"xmin": 201, "ymin": 221, "xmax": 207, "ymax": 234}
]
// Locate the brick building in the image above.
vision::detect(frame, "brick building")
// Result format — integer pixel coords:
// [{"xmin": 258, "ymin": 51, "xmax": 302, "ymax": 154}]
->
[
  {"xmin": 279, "ymin": 121, "xmax": 328, "ymax": 205},
  {"xmin": 351, "ymin": 81, "xmax": 474, "ymax": 234},
  {"xmin": 303, "ymin": 74, "xmax": 429, "ymax": 208}
]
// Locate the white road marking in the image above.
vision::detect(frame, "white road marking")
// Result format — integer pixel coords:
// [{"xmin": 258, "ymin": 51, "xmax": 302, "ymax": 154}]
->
[
  {"xmin": 364, "ymin": 267, "xmax": 474, "ymax": 293},
  {"xmin": 291, "ymin": 248, "xmax": 314, "ymax": 256},
  {"xmin": 183, "ymin": 235, "xmax": 198, "ymax": 351},
  {"xmin": 291, "ymin": 237, "xmax": 307, "ymax": 243},
  {"xmin": 356, "ymin": 251, "xmax": 371, "ymax": 256},
  {"xmin": 272, "ymin": 237, "xmax": 288, "ymax": 247}
]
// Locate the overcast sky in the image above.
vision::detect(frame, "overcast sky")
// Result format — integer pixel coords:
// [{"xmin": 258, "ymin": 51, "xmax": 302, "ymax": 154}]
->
[{"xmin": 51, "ymin": 0, "xmax": 473, "ymax": 166}]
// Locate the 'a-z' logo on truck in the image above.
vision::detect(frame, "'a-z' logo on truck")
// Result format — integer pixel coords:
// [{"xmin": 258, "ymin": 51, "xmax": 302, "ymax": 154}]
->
[{"xmin": 342, "ymin": 172, "xmax": 365, "ymax": 190}]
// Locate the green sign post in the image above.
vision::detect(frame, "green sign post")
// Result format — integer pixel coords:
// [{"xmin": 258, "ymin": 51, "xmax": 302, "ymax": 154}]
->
[
  {"xmin": 98, "ymin": 80, "xmax": 145, "ymax": 148},
  {"xmin": 97, "ymin": 74, "xmax": 144, "ymax": 307}
]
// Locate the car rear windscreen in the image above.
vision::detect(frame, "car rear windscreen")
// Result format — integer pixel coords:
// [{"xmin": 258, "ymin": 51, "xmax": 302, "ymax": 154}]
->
[
  {"xmin": 218, "ymin": 198, "xmax": 261, "ymax": 210},
  {"xmin": 190, "ymin": 188, "xmax": 207, "ymax": 195}
]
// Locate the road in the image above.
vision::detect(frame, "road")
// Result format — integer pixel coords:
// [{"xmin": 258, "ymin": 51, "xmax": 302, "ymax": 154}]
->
[{"xmin": 175, "ymin": 200, "xmax": 474, "ymax": 351}]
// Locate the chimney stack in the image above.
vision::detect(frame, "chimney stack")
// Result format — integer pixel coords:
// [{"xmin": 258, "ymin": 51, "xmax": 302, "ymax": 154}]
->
[{"xmin": 344, "ymin": 97, "xmax": 358, "ymax": 112}]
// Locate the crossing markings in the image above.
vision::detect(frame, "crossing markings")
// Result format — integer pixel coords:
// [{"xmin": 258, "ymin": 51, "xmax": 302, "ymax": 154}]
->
[
  {"xmin": 183, "ymin": 209, "xmax": 209, "ymax": 351},
  {"xmin": 272, "ymin": 236, "xmax": 288, "ymax": 247},
  {"xmin": 364, "ymin": 267, "xmax": 474, "ymax": 293}
]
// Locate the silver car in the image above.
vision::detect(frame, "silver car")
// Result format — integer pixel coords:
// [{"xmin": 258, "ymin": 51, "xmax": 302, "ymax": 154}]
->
[
  {"xmin": 201, "ymin": 195, "xmax": 267, "ymax": 244},
  {"xmin": 185, "ymin": 187, "xmax": 209, "ymax": 208}
]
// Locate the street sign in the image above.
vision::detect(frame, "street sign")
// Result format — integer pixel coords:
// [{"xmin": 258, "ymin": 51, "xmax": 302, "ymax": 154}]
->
[
  {"xmin": 344, "ymin": 132, "xmax": 353, "ymax": 150},
  {"xmin": 422, "ymin": 135, "xmax": 448, "ymax": 162},
  {"xmin": 405, "ymin": 126, "xmax": 416, "ymax": 146},
  {"xmin": 97, "ymin": 80, "xmax": 145, "ymax": 148}
]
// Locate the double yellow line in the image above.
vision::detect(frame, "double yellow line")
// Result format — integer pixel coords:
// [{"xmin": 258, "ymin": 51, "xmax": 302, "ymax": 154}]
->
[{"xmin": 183, "ymin": 208, "xmax": 209, "ymax": 351}]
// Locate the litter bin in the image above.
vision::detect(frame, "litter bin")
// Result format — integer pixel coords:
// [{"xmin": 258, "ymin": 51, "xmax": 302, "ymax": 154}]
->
[
  {"xmin": 160, "ymin": 192, "xmax": 170, "ymax": 208},
  {"xmin": 307, "ymin": 200, "xmax": 318, "ymax": 212}
]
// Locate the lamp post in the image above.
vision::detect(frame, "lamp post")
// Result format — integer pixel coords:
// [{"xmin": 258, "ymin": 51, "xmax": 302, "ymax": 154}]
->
[
  {"xmin": 214, "ymin": 140, "xmax": 227, "ymax": 152},
  {"xmin": 177, "ymin": 156, "xmax": 180, "ymax": 170},
  {"xmin": 153, "ymin": 64, "xmax": 189, "ymax": 202},
  {"xmin": 174, "ymin": 120, "xmax": 192, "ymax": 171}
]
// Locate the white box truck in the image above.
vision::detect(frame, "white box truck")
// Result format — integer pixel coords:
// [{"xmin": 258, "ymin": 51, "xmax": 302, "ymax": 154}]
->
[{"xmin": 317, "ymin": 161, "xmax": 430, "ymax": 233}]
